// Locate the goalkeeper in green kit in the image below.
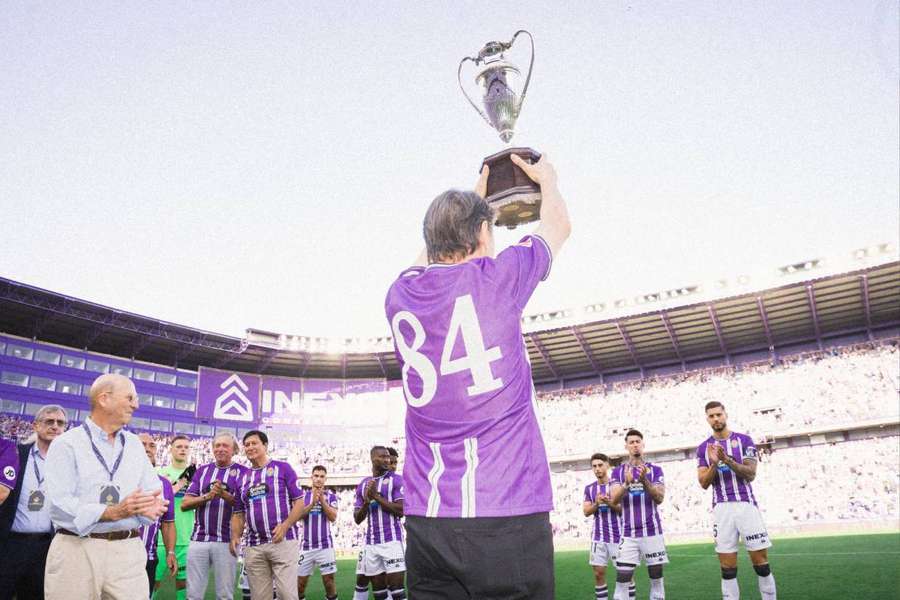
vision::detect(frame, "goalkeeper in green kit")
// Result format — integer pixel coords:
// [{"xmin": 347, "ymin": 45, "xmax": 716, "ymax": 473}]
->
[{"xmin": 155, "ymin": 435, "xmax": 195, "ymax": 600}]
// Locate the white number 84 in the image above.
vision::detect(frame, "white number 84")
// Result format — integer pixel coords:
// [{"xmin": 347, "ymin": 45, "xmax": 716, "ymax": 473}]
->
[{"xmin": 391, "ymin": 294, "xmax": 503, "ymax": 407}]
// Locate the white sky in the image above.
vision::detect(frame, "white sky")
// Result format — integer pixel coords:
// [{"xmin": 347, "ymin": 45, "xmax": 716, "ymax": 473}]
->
[{"xmin": 1, "ymin": 2, "xmax": 897, "ymax": 338}]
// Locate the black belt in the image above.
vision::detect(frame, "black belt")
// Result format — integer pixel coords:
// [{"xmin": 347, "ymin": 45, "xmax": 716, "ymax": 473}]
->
[{"xmin": 57, "ymin": 528, "xmax": 140, "ymax": 541}]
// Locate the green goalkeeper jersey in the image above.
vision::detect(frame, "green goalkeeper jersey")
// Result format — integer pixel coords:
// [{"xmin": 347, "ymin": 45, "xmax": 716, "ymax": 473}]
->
[{"xmin": 158, "ymin": 464, "xmax": 194, "ymax": 547}]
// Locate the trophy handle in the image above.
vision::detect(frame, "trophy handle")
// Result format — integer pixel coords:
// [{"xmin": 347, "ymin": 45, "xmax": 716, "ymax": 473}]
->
[
  {"xmin": 457, "ymin": 56, "xmax": 496, "ymax": 130},
  {"xmin": 509, "ymin": 30, "xmax": 535, "ymax": 120}
]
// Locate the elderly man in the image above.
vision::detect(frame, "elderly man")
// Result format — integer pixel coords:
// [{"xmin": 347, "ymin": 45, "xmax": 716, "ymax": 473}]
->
[
  {"xmin": 0, "ymin": 404, "xmax": 68, "ymax": 600},
  {"xmin": 138, "ymin": 433, "xmax": 177, "ymax": 599},
  {"xmin": 230, "ymin": 430, "xmax": 304, "ymax": 600},
  {"xmin": 182, "ymin": 432, "xmax": 249, "ymax": 600},
  {"xmin": 44, "ymin": 373, "xmax": 169, "ymax": 600}
]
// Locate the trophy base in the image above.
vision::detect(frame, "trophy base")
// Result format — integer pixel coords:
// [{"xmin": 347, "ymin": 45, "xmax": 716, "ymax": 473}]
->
[{"xmin": 482, "ymin": 147, "xmax": 542, "ymax": 229}]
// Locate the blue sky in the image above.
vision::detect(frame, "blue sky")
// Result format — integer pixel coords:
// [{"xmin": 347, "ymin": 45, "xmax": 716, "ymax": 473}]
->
[{"xmin": 1, "ymin": 1, "xmax": 897, "ymax": 337}]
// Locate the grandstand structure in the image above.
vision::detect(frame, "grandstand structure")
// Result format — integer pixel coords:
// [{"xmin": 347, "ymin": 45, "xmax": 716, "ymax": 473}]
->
[{"xmin": 1, "ymin": 248, "xmax": 898, "ymax": 548}]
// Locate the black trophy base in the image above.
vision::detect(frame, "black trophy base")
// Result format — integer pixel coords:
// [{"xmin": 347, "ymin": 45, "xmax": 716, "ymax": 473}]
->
[{"xmin": 481, "ymin": 147, "xmax": 542, "ymax": 229}]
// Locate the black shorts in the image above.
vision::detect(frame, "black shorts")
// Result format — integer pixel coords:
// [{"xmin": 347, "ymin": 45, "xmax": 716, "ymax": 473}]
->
[{"xmin": 406, "ymin": 512, "xmax": 554, "ymax": 600}]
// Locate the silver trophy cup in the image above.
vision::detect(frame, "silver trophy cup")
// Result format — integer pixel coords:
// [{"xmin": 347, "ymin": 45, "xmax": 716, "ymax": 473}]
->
[{"xmin": 458, "ymin": 30, "xmax": 541, "ymax": 228}]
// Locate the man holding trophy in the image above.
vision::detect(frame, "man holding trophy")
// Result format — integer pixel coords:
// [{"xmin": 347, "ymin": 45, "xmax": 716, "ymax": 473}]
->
[{"xmin": 384, "ymin": 30, "xmax": 571, "ymax": 598}]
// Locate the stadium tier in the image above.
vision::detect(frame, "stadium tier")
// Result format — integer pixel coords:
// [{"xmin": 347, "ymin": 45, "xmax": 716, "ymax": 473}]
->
[{"xmin": 0, "ymin": 262, "xmax": 898, "ymax": 554}]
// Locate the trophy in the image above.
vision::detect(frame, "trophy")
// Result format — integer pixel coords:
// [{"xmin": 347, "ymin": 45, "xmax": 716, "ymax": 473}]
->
[{"xmin": 458, "ymin": 30, "xmax": 540, "ymax": 229}]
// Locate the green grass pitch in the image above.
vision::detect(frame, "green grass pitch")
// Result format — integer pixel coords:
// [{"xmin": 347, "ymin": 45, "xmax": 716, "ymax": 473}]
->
[{"xmin": 153, "ymin": 533, "xmax": 900, "ymax": 599}]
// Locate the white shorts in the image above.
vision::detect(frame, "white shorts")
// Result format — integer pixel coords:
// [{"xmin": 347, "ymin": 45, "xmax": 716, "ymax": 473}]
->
[
  {"xmin": 298, "ymin": 547, "xmax": 338, "ymax": 577},
  {"xmin": 355, "ymin": 541, "xmax": 406, "ymax": 576},
  {"xmin": 714, "ymin": 502, "xmax": 772, "ymax": 553},
  {"xmin": 616, "ymin": 534, "xmax": 668, "ymax": 567},
  {"xmin": 589, "ymin": 540, "xmax": 619, "ymax": 566}
]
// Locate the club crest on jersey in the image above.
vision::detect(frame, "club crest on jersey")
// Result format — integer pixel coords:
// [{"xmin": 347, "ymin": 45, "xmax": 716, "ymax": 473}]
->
[
  {"xmin": 230, "ymin": 468, "xmax": 239, "ymax": 477},
  {"xmin": 266, "ymin": 467, "xmax": 274, "ymax": 477},
  {"xmin": 2, "ymin": 466, "xmax": 14, "ymax": 480}
]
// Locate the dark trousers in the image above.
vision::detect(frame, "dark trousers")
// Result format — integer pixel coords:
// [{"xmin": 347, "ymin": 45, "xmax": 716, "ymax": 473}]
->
[
  {"xmin": 0, "ymin": 531, "xmax": 54, "ymax": 600},
  {"xmin": 406, "ymin": 512, "xmax": 555, "ymax": 600},
  {"xmin": 147, "ymin": 558, "xmax": 158, "ymax": 598}
]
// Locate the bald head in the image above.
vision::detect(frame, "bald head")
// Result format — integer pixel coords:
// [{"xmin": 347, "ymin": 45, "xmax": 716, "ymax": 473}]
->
[
  {"xmin": 89, "ymin": 373, "xmax": 139, "ymax": 431},
  {"xmin": 89, "ymin": 374, "xmax": 134, "ymax": 408}
]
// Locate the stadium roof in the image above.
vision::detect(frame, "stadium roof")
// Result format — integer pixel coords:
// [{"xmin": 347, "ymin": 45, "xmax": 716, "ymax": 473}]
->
[{"xmin": 0, "ymin": 261, "xmax": 897, "ymax": 383}]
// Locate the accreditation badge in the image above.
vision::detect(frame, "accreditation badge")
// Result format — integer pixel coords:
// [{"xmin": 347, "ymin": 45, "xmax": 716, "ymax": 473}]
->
[
  {"xmin": 27, "ymin": 490, "xmax": 45, "ymax": 511},
  {"xmin": 100, "ymin": 484, "xmax": 120, "ymax": 506}
]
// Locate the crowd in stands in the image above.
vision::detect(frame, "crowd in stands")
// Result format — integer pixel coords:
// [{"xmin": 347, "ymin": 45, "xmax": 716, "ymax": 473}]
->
[
  {"xmin": 537, "ymin": 341, "xmax": 899, "ymax": 456},
  {"xmin": 1, "ymin": 340, "xmax": 897, "ymax": 550}
]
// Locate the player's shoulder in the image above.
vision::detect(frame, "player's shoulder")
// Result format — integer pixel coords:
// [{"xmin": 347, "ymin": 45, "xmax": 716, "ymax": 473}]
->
[
  {"xmin": 697, "ymin": 435, "xmax": 714, "ymax": 450},
  {"xmin": 584, "ymin": 481, "xmax": 595, "ymax": 492}
]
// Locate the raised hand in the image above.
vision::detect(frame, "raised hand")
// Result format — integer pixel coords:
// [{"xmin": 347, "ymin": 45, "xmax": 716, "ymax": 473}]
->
[
  {"xmin": 475, "ymin": 164, "xmax": 490, "ymax": 199},
  {"xmin": 510, "ymin": 153, "xmax": 557, "ymax": 188}
]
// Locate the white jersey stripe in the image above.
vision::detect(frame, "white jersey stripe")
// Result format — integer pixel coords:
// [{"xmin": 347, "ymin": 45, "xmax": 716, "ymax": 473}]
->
[
  {"xmin": 461, "ymin": 437, "xmax": 479, "ymax": 518},
  {"xmin": 426, "ymin": 442, "xmax": 444, "ymax": 517}
]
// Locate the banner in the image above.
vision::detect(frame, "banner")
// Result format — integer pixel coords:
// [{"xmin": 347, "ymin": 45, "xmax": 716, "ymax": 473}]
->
[{"xmin": 197, "ymin": 368, "xmax": 400, "ymax": 445}]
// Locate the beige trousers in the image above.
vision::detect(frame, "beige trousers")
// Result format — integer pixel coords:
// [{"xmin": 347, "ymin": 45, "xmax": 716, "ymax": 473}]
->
[
  {"xmin": 243, "ymin": 539, "xmax": 299, "ymax": 600},
  {"xmin": 44, "ymin": 534, "xmax": 148, "ymax": 600}
]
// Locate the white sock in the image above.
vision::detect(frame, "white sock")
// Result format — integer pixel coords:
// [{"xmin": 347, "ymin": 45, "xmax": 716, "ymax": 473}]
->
[
  {"xmin": 649, "ymin": 577, "xmax": 665, "ymax": 600},
  {"xmin": 629, "ymin": 581, "xmax": 635, "ymax": 598},
  {"xmin": 758, "ymin": 574, "xmax": 776, "ymax": 599},
  {"xmin": 353, "ymin": 587, "xmax": 368, "ymax": 600},
  {"xmin": 722, "ymin": 576, "xmax": 740, "ymax": 599},
  {"xmin": 614, "ymin": 580, "xmax": 631, "ymax": 600},
  {"xmin": 595, "ymin": 584, "xmax": 608, "ymax": 599}
]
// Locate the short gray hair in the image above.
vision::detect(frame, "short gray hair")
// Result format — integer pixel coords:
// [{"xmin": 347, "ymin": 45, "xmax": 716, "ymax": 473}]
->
[
  {"xmin": 423, "ymin": 189, "xmax": 493, "ymax": 263},
  {"xmin": 212, "ymin": 432, "xmax": 240, "ymax": 453},
  {"xmin": 34, "ymin": 404, "xmax": 67, "ymax": 422}
]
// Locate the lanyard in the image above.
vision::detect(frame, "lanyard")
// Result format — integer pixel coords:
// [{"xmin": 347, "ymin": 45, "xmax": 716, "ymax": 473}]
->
[
  {"xmin": 31, "ymin": 446, "xmax": 44, "ymax": 486},
  {"xmin": 82, "ymin": 423, "xmax": 125, "ymax": 482}
]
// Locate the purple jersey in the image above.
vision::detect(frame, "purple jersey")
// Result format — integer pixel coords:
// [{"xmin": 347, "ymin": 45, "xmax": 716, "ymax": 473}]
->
[
  {"xmin": 584, "ymin": 480, "xmax": 621, "ymax": 543},
  {"xmin": 354, "ymin": 472, "xmax": 404, "ymax": 545},
  {"xmin": 611, "ymin": 463, "xmax": 665, "ymax": 538},
  {"xmin": 697, "ymin": 432, "xmax": 759, "ymax": 507},
  {"xmin": 186, "ymin": 462, "xmax": 250, "ymax": 542},
  {"xmin": 233, "ymin": 460, "xmax": 302, "ymax": 546},
  {"xmin": 384, "ymin": 235, "xmax": 554, "ymax": 518},
  {"xmin": 300, "ymin": 487, "xmax": 338, "ymax": 550},
  {"xmin": 0, "ymin": 439, "xmax": 17, "ymax": 492},
  {"xmin": 140, "ymin": 475, "xmax": 175, "ymax": 560}
]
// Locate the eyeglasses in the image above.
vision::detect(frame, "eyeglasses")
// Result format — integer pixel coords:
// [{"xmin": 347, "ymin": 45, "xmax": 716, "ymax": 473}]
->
[{"xmin": 39, "ymin": 419, "xmax": 68, "ymax": 428}]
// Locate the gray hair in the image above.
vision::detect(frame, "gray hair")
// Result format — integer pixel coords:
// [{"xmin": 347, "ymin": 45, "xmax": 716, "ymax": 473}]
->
[
  {"xmin": 423, "ymin": 189, "xmax": 493, "ymax": 263},
  {"xmin": 34, "ymin": 404, "xmax": 68, "ymax": 422},
  {"xmin": 212, "ymin": 432, "xmax": 240, "ymax": 453}
]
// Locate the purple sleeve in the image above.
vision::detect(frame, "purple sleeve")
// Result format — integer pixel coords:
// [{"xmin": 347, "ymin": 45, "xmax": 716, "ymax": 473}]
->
[
  {"xmin": 160, "ymin": 476, "xmax": 176, "ymax": 522},
  {"xmin": 741, "ymin": 435, "xmax": 759, "ymax": 461},
  {"xmin": 392, "ymin": 475, "xmax": 404, "ymax": 501},
  {"xmin": 697, "ymin": 442, "xmax": 710, "ymax": 468},
  {"xmin": 583, "ymin": 485, "xmax": 592, "ymax": 502},
  {"xmin": 232, "ymin": 477, "xmax": 246, "ymax": 514},
  {"xmin": 491, "ymin": 235, "xmax": 553, "ymax": 310},
  {"xmin": 0, "ymin": 440, "xmax": 18, "ymax": 490},
  {"xmin": 354, "ymin": 480, "xmax": 365, "ymax": 509},
  {"xmin": 328, "ymin": 491, "xmax": 338, "ymax": 508},
  {"xmin": 654, "ymin": 465, "xmax": 665, "ymax": 485},
  {"xmin": 185, "ymin": 465, "xmax": 202, "ymax": 497},
  {"xmin": 283, "ymin": 462, "xmax": 302, "ymax": 501},
  {"xmin": 609, "ymin": 466, "xmax": 621, "ymax": 485}
]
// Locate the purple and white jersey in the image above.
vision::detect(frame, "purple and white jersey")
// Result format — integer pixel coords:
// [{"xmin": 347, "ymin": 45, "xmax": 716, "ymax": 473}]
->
[
  {"xmin": 0, "ymin": 439, "xmax": 17, "ymax": 491},
  {"xmin": 610, "ymin": 463, "xmax": 665, "ymax": 538},
  {"xmin": 584, "ymin": 480, "xmax": 621, "ymax": 543},
  {"xmin": 300, "ymin": 487, "xmax": 338, "ymax": 550},
  {"xmin": 696, "ymin": 432, "xmax": 759, "ymax": 507},
  {"xmin": 384, "ymin": 235, "xmax": 554, "ymax": 518},
  {"xmin": 139, "ymin": 475, "xmax": 175, "ymax": 560},
  {"xmin": 354, "ymin": 472, "xmax": 404, "ymax": 545},
  {"xmin": 233, "ymin": 460, "xmax": 303, "ymax": 546},
  {"xmin": 186, "ymin": 462, "xmax": 250, "ymax": 542}
]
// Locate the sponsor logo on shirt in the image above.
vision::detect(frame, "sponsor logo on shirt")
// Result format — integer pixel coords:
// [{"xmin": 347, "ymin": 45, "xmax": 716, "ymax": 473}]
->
[
  {"xmin": 745, "ymin": 532, "xmax": 768, "ymax": 542},
  {"xmin": 2, "ymin": 466, "xmax": 14, "ymax": 481},
  {"xmin": 248, "ymin": 483, "xmax": 268, "ymax": 500}
]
